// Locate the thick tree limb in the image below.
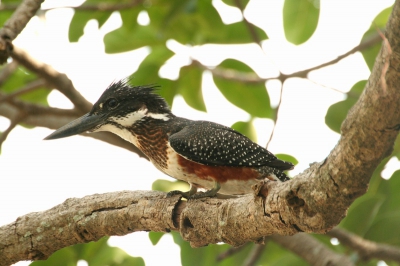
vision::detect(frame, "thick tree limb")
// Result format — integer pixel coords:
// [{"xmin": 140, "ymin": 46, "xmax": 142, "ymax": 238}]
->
[
  {"xmin": 271, "ymin": 234, "xmax": 354, "ymax": 266},
  {"xmin": 0, "ymin": 191, "xmax": 180, "ymax": 266},
  {"xmin": 328, "ymin": 228, "xmax": 400, "ymax": 263},
  {"xmin": 0, "ymin": 191, "xmax": 356, "ymax": 266},
  {"xmin": 0, "ymin": 0, "xmax": 44, "ymax": 63}
]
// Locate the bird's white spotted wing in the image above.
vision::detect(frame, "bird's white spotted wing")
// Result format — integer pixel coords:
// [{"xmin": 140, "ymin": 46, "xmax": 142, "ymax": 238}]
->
[{"xmin": 169, "ymin": 121, "xmax": 293, "ymax": 169}]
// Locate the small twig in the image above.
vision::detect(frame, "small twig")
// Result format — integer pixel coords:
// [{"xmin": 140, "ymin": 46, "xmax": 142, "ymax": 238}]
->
[
  {"xmin": 0, "ymin": 1, "xmax": 143, "ymax": 12},
  {"xmin": 11, "ymin": 46, "xmax": 92, "ymax": 112},
  {"xmin": 0, "ymin": 3, "xmax": 20, "ymax": 11},
  {"xmin": 242, "ymin": 243, "xmax": 266, "ymax": 266},
  {"xmin": 216, "ymin": 244, "xmax": 248, "ymax": 262},
  {"xmin": 233, "ymin": 0, "xmax": 262, "ymax": 47},
  {"xmin": 328, "ymin": 228, "xmax": 400, "ymax": 263},
  {"xmin": 266, "ymin": 84, "xmax": 283, "ymax": 148},
  {"xmin": 51, "ymin": 1, "xmax": 143, "ymax": 11},
  {"xmin": 308, "ymin": 79, "xmax": 362, "ymax": 100},
  {"xmin": 284, "ymin": 33, "xmax": 383, "ymax": 80},
  {"xmin": 0, "ymin": 91, "xmax": 81, "ymax": 116},
  {"xmin": 0, "ymin": 79, "xmax": 47, "ymax": 103},
  {"xmin": 0, "ymin": 60, "xmax": 19, "ymax": 86},
  {"xmin": 192, "ymin": 60, "xmax": 264, "ymax": 84},
  {"xmin": 0, "ymin": 112, "xmax": 27, "ymax": 150},
  {"xmin": 194, "ymin": 32, "xmax": 382, "ymax": 84},
  {"xmin": 271, "ymin": 234, "xmax": 354, "ymax": 266}
]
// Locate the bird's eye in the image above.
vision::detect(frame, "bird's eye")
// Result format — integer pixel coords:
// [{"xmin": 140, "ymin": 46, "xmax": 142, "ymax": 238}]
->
[{"xmin": 106, "ymin": 98, "xmax": 119, "ymax": 109}]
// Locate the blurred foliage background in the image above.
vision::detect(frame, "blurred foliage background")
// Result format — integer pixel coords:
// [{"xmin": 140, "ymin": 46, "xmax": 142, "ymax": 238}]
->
[{"xmin": 1, "ymin": 0, "xmax": 399, "ymax": 265}]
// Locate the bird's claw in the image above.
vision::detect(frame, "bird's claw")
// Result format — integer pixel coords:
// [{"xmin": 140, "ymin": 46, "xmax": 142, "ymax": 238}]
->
[
  {"xmin": 166, "ymin": 190, "xmax": 190, "ymax": 198},
  {"xmin": 187, "ymin": 190, "xmax": 217, "ymax": 200}
]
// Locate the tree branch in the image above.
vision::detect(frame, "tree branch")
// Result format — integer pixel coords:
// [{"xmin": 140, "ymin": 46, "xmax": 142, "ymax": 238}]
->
[
  {"xmin": 11, "ymin": 47, "xmax": 92, "ymax": 113},
  {"xmin": 0, "ymin": 0, "xmax": 44, "ymax": 63},
  {"xmin": 0, "ymin": 112, "xmax": 26, "ymax": 150},
  {"xmin": 194, "ymin": 32, "xmax": 382, "ymax": 84},
  {"xmin": 0, "ymin": 79, "xmax": 46, "ymax": 104},
  {"xmin": 233, "ymin": 0, "xmax": 263, "ymax": 47},
  {"xmin": 271, "ymin": 234, "xmax": 353, "ymax": 266},
  {"xmin": 0, "ymin": 61, "xmax": 18, "ymax": 86},
  {"xmin": 242, "ymin": 243, "xmax": 266, "ymax": 266},
  {"xmin": 0, "ymin": 191, "xmax": 355, "ymax": 266},
  {"xmin": 265, "ymin": 83, "xmax": 283, "ymax": 148},
  {"xmin": 328, "ymin": 227, "xmax": 400, "ymax": 263},
  {"xmin": 216, "ymin": 244, "xmax": 247, "ymax": 262},
  {"xmin": 0, "ymin": 1, "xmax": 143, "ymax": 12},
  {"xmin": 284, "ymin": 33, "xmax": 383, "ymax": 80},
  {"xmin": 0, "ymin": 191, "xmax": 181, "ymax": 266}
]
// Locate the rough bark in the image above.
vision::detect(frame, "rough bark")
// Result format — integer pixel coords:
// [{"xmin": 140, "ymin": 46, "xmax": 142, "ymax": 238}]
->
[{"xmin": 0, "ymin": 191, "xmax": 180, "ymax": 266}]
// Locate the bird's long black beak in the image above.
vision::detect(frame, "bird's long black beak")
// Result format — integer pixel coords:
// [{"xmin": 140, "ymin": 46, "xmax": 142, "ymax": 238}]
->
[{"xmin": 44, "ymin": 113, "xmax": 105, "ymax": 140}]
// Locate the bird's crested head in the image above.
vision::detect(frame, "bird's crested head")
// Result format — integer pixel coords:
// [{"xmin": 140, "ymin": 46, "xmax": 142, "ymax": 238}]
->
[{"xmin": 44, "ymin": 79, "xmax": 172, "ymax": 140}]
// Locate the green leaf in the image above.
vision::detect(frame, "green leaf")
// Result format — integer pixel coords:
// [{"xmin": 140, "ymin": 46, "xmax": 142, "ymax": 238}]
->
[
  {"xmin": 207, "ymin": 20, "xmax": 268, "ymax": 44},
  {"xmin": 221, "ymin": 0, "xmax": 250, "ymax": 8},
  {"xmin": 104, "ymin": 9, "xmax": 159, "ymax": 53},
  {"xmin": 393, "ymin": 136, "xmax": 400, "ymax": 160},
  {"xmin": 231, "ymin": 120, "xmax": 257, "ymax": 142},
  {"xmin": 325, "ymin": 80, "xmax": 366, "ymax": 133},
  {"xmin": 275, "ymin": 154, "xmax": 298, "ymax": 166},
  {"xmin": 338, "ymin": 194, "xmax": 385, "ymax": 236},
  {"xmin": 69, "ymin": 1, "xmax": 113, "ymax": 42},
  {"xmin": 178, "ymin": 65, "xmax": 206, "ymax": 111},
  {"xmin": 364, "ymin": 212, "xmax": 400, "ymax": 245},
  {"xmin": 149, "ymin": 231, "xmax": 165, "ymax": 245},
  {"xmin": 152, "ymin": 179, "xmax": 189, "ymax": 193},
  {"xmin": 1, "ymin": 66, "xmax": 50, "ymax": 106},
  {"xmin": 171, "ymin": 232, "xmax": 254, "ymax": 266},
  {"xmin": 0, "ymin": 0, "xmax": 17, "ymax": 28},
  {"xmin": 259, "ymin": 241, "xmax": 308, "ymax": 266},
  {"xmin": 31, "ymin": 237, "xmax": 145, "ymax": 266},
  {"xmin": 361, "ymin": 7, "xmax": 392, "ymax": 71},
  {"xmin": 157, "ymin": 0, "xmax": 267, "ymax": 44},
  {"xmin": 213, "ymin": 59, "xmax": 272, "ymax": 118},
  {"xmin": 283, "ymin": 0, "xmax": 320, "ymax": 45},
  {"xmin": 104, "ymin": 0, "xmax": 267, "ymax": 53},
  {"xmin": 127, "ymin": 45, "xmax": 176, "ymax": 106},
  {"xmin": 375, "ymin": 170, "xmax": 400, "ymax": 216}
]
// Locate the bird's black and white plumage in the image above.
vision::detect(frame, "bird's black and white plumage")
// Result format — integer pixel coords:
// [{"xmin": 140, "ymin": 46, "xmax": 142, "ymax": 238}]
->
[{"xmin": 45, "ymin": 79, "xmax": 294, "ymax": 199}]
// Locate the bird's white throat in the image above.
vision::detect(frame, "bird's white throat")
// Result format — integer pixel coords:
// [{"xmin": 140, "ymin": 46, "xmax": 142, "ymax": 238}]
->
[{"xmin": 91, "ymin": 108, "xmax": 170, "ymax": 147}]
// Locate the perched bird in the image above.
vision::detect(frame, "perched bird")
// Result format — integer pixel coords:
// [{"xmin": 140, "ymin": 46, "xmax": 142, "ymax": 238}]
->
[{"xmin": 45, "ymin": 80, "xmax": 293, "ymax": 199}]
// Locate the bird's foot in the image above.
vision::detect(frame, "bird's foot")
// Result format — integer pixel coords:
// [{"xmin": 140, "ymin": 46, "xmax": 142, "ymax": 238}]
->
[
  {"xmin": 187, "ymin": 182, "xmax": 221, "ymax": 200},
  {"xmin": 188, "ymin": 190, "xmax": 216, "ymax": 200},
  {"xmin": 166, "ymin": 190, "xmax": 191, "ymax": 198}
]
